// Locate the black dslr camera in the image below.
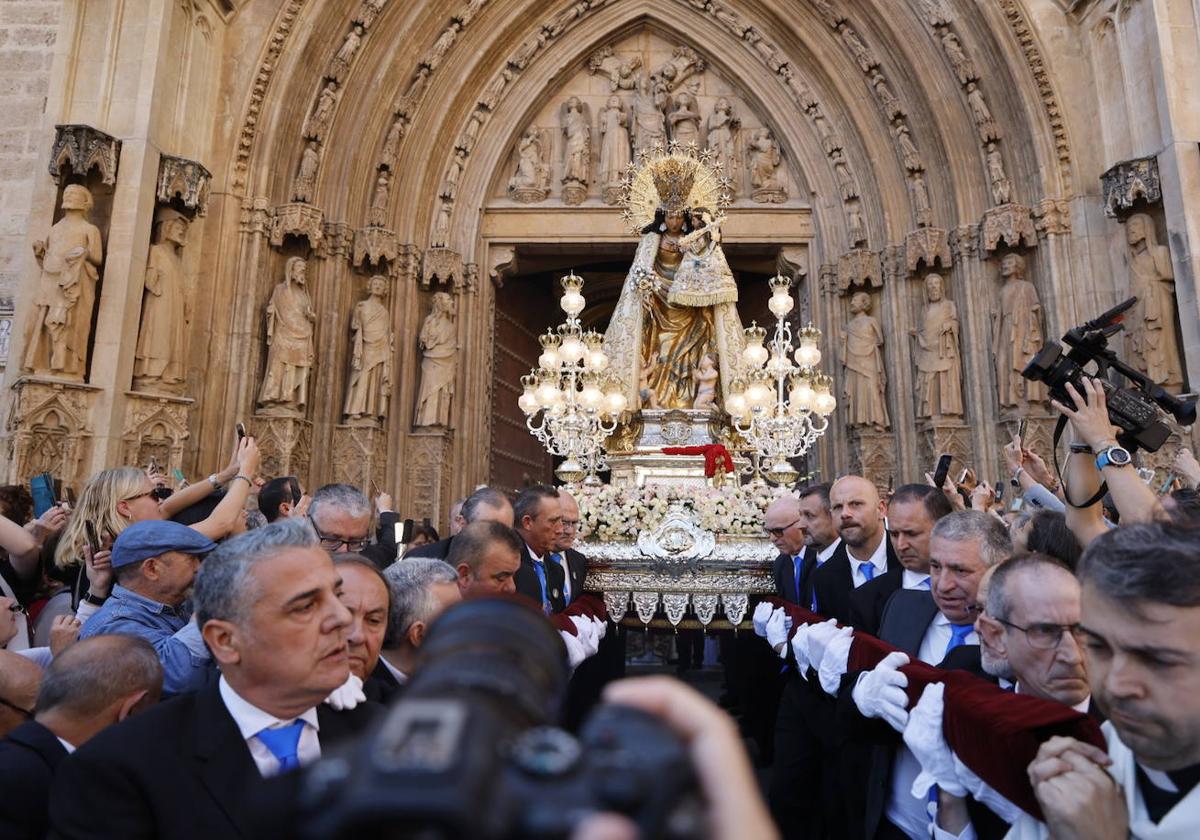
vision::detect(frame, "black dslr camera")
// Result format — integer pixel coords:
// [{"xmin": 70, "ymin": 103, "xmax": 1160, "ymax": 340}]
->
[
  {"xmin": 1022, "ymin": 297, "xmax": 1196, "ymax": 453},
  {"xmin": 298, "ymin": 599, "xmax": 702, "ymax": 840}
]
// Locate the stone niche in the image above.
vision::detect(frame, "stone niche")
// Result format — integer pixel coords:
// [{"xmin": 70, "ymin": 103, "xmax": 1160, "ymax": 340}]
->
[{"xmin": 491, "ymin": 29, "xmax": 802, "ymax": 207}]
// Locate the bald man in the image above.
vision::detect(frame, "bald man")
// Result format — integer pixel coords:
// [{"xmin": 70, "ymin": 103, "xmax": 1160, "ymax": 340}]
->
[
  {"xmin": 553, "ymin": 489, "xmax": 587, "ymax": 605},
  {"xmin": 0, "ymin": 651, "xmax": 41, "ymax": 738}
]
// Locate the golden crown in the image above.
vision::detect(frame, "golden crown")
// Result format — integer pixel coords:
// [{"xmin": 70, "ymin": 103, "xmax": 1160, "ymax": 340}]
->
[{"xmin": 619, "ymin": 142, "xmax": 731, "ymax": 233}]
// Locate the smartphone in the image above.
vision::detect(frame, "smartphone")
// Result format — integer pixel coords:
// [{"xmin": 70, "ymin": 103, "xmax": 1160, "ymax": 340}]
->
[
  {"xmin": 394, "ymin": 519, "xmax": 414, "ymax": 546},
  {"xmin": 236, "ymin": 422, "xmax": 247, "ymax": 443},
  {"xmin": 932, "ymin": 454, "xmax": 952, "ymax": 489},
  {"xmin": 172, "ymin": 468, "xmax": 188, "ymax": 487},
  {"xmin": 958, "ymin": 467, "xmax": 971, "ymax": 485},
  {"xmin": 31, "ymin": 473, "xmax": 56, "ymax": 517},
  {"xmin": 1159, "ymin": 471, "xmax": 1177, "ymax": 495},
  {"xmin": 1016, "ymin": 418, "xmax": 1028, "ymax": 442},
  {"xmin": 63, "ymin": 487, "xmax": 76, "ymax": 507},
  {"xmin": 995, "ymin": 482, "xmax": 1005, "ymax": 502},
  {"xmin": 84, "ymin": 520, "xmax": 101, "ymax": 556}
]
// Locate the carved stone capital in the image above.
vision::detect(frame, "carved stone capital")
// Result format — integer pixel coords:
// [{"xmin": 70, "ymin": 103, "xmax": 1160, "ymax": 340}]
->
[
  {"xmin": 882, "ymin": 245, "xmax": 907, "ymax": 285},
  {"xmin": 1033, "ymin": 198, "xmax": 1072, "ymax": 238},
  {"xmin": 836, "ymin": 249, "xmax": 883, "ymax": 295},
  {"xmin": 156, "ymin": 155, "xmax": 212, "ymax": 215},
  {"xmin": 253, "ymin": 414, "xmax": 313, "ymax": 486},
  {"xmin": 818, "ymin": 263, "xmax": 839, "ymax": 296},
  {"xmin": 403, "ymin": 429, "xmax": 454, "ymax": 525},
  {"xmin": 269, "ymin": 203, "xmax": 326, "ymax": 250},
  {"xmin": 392, "ymin": 244, "xmax": 421, "ymax": 284},
  {"xmin": 49, "ymin": 124, "xmax": 121, "ymax": 186},
  {"xmin": 848, "ymin": 428, "xmax": 897, "ymax": 496},
  {"xmin": 949, "ymin": 224, "xmax": 980, "ymax": 261},
  {"xmin": 353, "ymin": 227, "xmax": 399, "ymax": 268},
  {"xmin": 1100, "ymin": 155, "xmax": 1160, "ymax": 219},
  {"xmin": 980, "ymin": 203, "xmax": 1037, "ymax": 254},
  {"xmin": 905, "ymin": 227, "xmax": 952, "ymax": 274},
  {"xmin": 488, "ymin": 245, "xmax": 518, "ymax": 288},
  {"xmin": 332, "ymin": 424, "xmax": 388, "ymax": 496},
  {"xmin": 422, "ymin": 247, "xmax": 463, "ymax": 290},
  {"xmin": 5, "ymin": 376, "xmax": 100, "ymax": 484},
  {"xmin": 323, "ymin": 221, "xmax": 353, "ymax": 260},
  {"xmin": 239, "ymin": 196, "xmax": 272, "ymax": 236},
  {"xmin": 121, "ymin": 391, "xmax": 193, "ymax": 474}
]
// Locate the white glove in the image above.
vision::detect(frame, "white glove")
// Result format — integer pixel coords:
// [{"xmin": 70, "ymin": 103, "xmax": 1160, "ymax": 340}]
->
[
  {"xmin": 323, "ymin": 672, "xmax": 365, "ymax": 711},
  {"xmin": 569, "ymin": 616, "xmax": 600, "ymax": 657},
  {"xmin": 560, "ymin": 629, "xmax": 586, "ymax": 669},
  {"xmin": 817, "ymin": 625, "xmax": 855, "ymax": 695},
  {"xmin": 790, "ymin": 623, "xmax": 814, "ymax": 678},
  {"xmin": 591, "ymin": 616, "xmax": 608, "ymax": 641},
  {"xmin": 903, "ymin": 682, "xmax": 967, "ymax": 797},
  {"xmin": 752, "ymin": 602, "xmax": 775, "ymax": 637},
  {"xmin": 805, "ymin": 618, "xmax": 843, "ymax": 675},
  {"xmin": 765, "ymin": 608, "xmax": 793, "ymax": 652},
  {"xmin": 952, "ymin": 753, "xmax": 1025, "ymax": 825},
  {"xmin": 851, "ymin": 651, "xmax": 911, "ymax": 732}
]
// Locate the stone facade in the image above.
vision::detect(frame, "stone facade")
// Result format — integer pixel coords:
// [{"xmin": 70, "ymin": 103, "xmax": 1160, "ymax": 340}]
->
[{"xmin": 0, "ymin": 0, "xmax": 1198, "ymax": 529}]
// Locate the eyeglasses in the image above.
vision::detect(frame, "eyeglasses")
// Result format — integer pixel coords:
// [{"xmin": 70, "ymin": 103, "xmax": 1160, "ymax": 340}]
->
[
  {"xmin": 0, "ymin": 695, "xmax": 32, "ymax": 719},
  {"xmin": 123, "ymin": 490, "xmax": 155, "ymax": 502},
  {"xmin": 766, "ymin": 518, "xmax": 801, "ymax": 537},
  {"xmin": 996, "ymin": 618, "xmax": 1083, "ymax": 650},
  {"xmin": 561, "ymin": 519, "xmax": 580, "ymax": 530},
  {"xmin": 307, "ymin": 515, "xmax": 370, "ymax": 552}
]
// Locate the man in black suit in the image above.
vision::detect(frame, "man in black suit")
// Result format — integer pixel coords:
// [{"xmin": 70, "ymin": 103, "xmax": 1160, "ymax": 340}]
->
[
  {"xmin": 332, "ymin": 555, "xmax": 393, "ymax": 703},
  {"xmin": 812, "ymin": 475, "xmax": 898, "ymax": 627},
  {"xmin": 850, "ymin": 484, "xmax": 953, "ymax": 635},
  {"xmin": 842, "ymin": 510, "xmax": 1011, "ymax": 840},
  {"xmin": 376, "ymin": 557, "xmax": 462, "ymax": 697},
  {"xmin": 0, "ymin": 635, "xmax": 162, "ymax": 840},
  {"xmin": 513, "ymin": 485, "xmax": 567, "ymax": 613},
  {"xmin": 49, "ymin": 518, "xmax": 379, "ymax": 840},
  {"xmin": 552, "ymin": 489, "xmax": 588, "ymax": 605},
  {"xmin": 404, "ymin": 486, "xmax": 514, "ymax": 562}
]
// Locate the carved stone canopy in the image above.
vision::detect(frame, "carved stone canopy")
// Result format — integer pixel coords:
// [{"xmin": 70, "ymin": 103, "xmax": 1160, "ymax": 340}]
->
[
  {"xmin": 49, "ymin": 124, "xmax": 122, "ymax": 186},
  {"xmin": 269, "ymin": 202, "xmax": 326, "ymax": 250},
  {"xmin": 905, "ymin": 227, "xmax": 952, "ymax": 274},
  {"xmin": 353, "ymin": 226, "xmax": 399, "ymax": 269},
  {"xmin": 837, "ymin": 248, "xmax": 883, "ymax": 294},
  {"xmin": 156, "ymin": 155, "xmax": 212, "ymax": 215},
  {"xmin": 422, "ymin": 246, "xmax": 463, "ymax": 290},
  {"xmin": 1100, "ymin": 155, "xmax": 1161, "ymax": 219},
  {"xmin": 980, "ymin": 203, "xmax": 1037, "ymax": 254}
]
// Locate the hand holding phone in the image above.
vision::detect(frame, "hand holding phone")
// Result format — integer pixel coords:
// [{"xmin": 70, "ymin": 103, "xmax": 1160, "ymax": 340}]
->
[
  {"xmin": 1016, "ymin": 418, "xmax": 1028, "ymax": 444},
  {"xmin": 932, "ymin": 454, "xmax": 953, "ymax": 489},
  {"xmin": 84, "ymin": 520, "xmax": 101, "ymax": 556},
  {"xmin": 236, "ymin": 422, "xmax": 247, "ymax": 443}
]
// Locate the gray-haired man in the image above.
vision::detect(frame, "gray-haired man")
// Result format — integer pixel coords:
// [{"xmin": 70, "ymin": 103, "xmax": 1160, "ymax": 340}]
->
[{"xmin": 377, "ymin": 558, "xmax": 462, "ymax": 692}]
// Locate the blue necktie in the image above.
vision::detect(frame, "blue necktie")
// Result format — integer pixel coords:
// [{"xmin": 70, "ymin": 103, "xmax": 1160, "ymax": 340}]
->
[
  {"xmin": 944, "ymin": 623, "xmax": 974, "ymax": 656},
  {"xmin": 256, "ymin": 720, "xmax": 305, "ymax": 773},
  {"xmin": 792, "ymin": 555, "xmax": 804, "ymax": 603},
  {"xmin": 918, "ymin": 576, "xmax": 931, "ymax": 590},
  {"xmin": 550, "ymin": 552, "xmax": 570, "ymax": 604},
  {"xmin": 860, "ymin": 561, "xmax": 876, "ymax": 582},
  {"xmin": 532, "ymin": 559, "xmax": 551, "ymax": 614}
]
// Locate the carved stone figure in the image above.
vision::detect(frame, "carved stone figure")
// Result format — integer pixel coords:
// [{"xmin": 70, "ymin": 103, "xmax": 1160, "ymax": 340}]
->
[
  {"xmin": 812, "ymin": 0, "xmax": 844, "ymax": 28},
  {"xmin": 831, "ymin": 149, "xmax": 858, "ymax": 200},
  {"xmin": 380, "ymin": 117, "xmax": 406, "ymax": 169},
  {"xmin": 919, "ymin": 0, "xmax": 953, "ymax": 25},
  {"xmin": 668, "ymin": 88, "xmax": 702, "ymax": 148},
  {"xmin": 748, "ymin": 128, "xmax": 786, "ymax": 203},
  {"xmin": 304, "ymin": 82, "xmax": 338, "ymax": 141},
  {"xmin": 706, "ymin": 97, "xmax": 740, "ymax": 188},
  {"xmin": 479, "ymin": 67, "xmax": 512, "ymax": 111},
  {"xmin": 359, "ymin": 0, "xmax": 387, "ymax": 29},
  {"xmin": 368, "ymin": 169, "xmax": 390, "ymax": 227},
  {"xmin": 507, "ymin": 129, "xmax": 550, "ymax": 202},
  {"xmin": 991, "ymin": 253, "xmax": 1045, "ymax": 408},
  {"xmin": 910, "ymin": 273, "xmax": 963, "ymax": 418},
  {"xmin": 561, "ymin": 96, "xmax": 591, "ymax": 204},
  {"xmin": 508, "ymin": 31, "xmax": 545, "ymax": 70},
  {"xmin": 910, "ymin": 171, "xmax": 932, "ymax": 227},
  {"xmin": 1125, "ymin": 213, "xmax": 1183, "ymax": 388},
  {"xmin": 133, "ymin": 208, "xmax": 191, "ymax": 393},
  {"xmin": 840, "ymin": 25, "xmax": 878, "ymax": 72},
  {"xmin": 598, "ymin": 95, "xmax": 631, "ymax": 204},
  {"xmin": 344, "ymin": 275, "xmax": 394, "ymax": 422},
  {"xmin": 896, "ymin": 124, "xmax": 922, "ymax": 172},
  {"xmin": 986, "ymin": 142, "xmax": 1011, "ymax": 205},
  {"xmin": 966, "ymin": 82, "xmax": 1000, "ymax": 143},
  {"xmin": 258, "ymin": 257, "xmax": 317, "ymax": 414},
  {"xmin": 941, "ymin": 30, "xmax": 977, "ymax": 84},
  {"xmin": 423, "ymin": 21, "xmax": 461, "ymax": 71},
  {"xmin": 841, "ymin": 291, "xmax": 889, "ymax": 429},
  {"xmin": 292, "ymin": 141, "xmax": 320, "ymax": 203},
  {"xmin": 870, "ymin": 72, "xmax": 904, "ymax": 121},
  {"xmin": 441, "ymin": 148, "xmax": 467, "ymax": 200},
  {"xmin": 847, "ymin": 201, "xmax": 867, "ymax": 247},
  {"xmin": 432, "ymin": 200, "xmax": 453, "ymax": 246},
  {"xmin": 415, "ymin": 292, "xmax": 457, "ymax": 427},
  {"xmin": 329, "ymin": 24, "xmax": 364, "ymax": 82},
  {"xmin": 397, "ymin": 67, "xmax": 430, "ymax": 117},
  {"xmin": 692, "ymin": 352, "xmax": 719, "ymax": 409},
  {"xmin": 813, "ymin": 111, "xmax": 842, "ymax": 155},
  {"xmin": 588, "ymin": 47, "xmax": 642, "ymax": 91},
  {"xmin": 632, "ymin": 73, "xmax": 668, "ymax": 155},
  {"xmin": 22, "ymin": 185, "xmax": 103, "ymax": 380}
]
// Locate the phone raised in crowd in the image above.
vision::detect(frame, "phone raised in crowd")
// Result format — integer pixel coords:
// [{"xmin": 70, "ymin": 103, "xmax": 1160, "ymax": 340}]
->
[
  {"xmin": 1016, "ymin": 417, "xmax": 1028, "ymax": 442},
  {"xmin": 63, "ymin": 487, "xmax": 76, "ymax": 507},
  {"xmin": 932, "ymin": 453, "xmax": 953, "ymax": 489},
  {"xmin": 172, "ymin": 468, "xmax": 188, "ymax": 487},
  {"xmin": 30, "ymin": 472, "xmax": 57, "ymax": 518},
  {"xmin": 236, "ymin": 422, "xmax": 247, "ymax": 442},
  {"xmin": 394, "ymin": 519, "xmax": 414, "ymax": 546},
  {"xmin": 1159, "ymin": 471, "xmax": 1177, "ymax": 495},
  {"xmin": 84, "ymin": 520, "xmax": 101, "ymax": 556},
  {"xmin": 995, "ymin": 481, "xmax": 1005, "ymax": 503}
]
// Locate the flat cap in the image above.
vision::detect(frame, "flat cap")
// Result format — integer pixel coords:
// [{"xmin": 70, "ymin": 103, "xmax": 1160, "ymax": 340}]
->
[{"xmin": 110, "ymin": 520, "xmax": 217, "ymax": 569}]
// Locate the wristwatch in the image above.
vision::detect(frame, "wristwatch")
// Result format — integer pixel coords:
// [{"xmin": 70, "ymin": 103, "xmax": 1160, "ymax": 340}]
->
[
  {"xmin": 82, "ymin": 591, "xmax": 108, "ymax": 606},
  {"xmin": 207, "ymin": 473, "xmax": 222, "ymax": 490},
  {"xmin": 1010, "ymin": 467, "xmax": 1025, "ymax": 488},
  {"xmin": 1095, "ymin": 444, "xmax": 1132, "ymax": 471}
]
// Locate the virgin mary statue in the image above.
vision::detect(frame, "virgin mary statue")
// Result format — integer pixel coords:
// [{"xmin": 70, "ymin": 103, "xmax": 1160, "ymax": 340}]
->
[{"xmin": 603, "ymin": 149, "xmax": 749, "ymax": 410}]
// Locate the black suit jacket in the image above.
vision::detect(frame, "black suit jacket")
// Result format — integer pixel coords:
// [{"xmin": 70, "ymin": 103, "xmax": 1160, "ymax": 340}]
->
[
  {"xmin": 848, "ymin": 566, "xmax": 911, "ymax": 636},
  {"xmin": 48, "ymin": 681, "xmax": 378, "ymax": 840},
  {"xmin": 0, "ymin": 719, "xmax": 69, "ymax": 839},
  {"xmin": 810, "ymin": 539, "xmax": 900, "ymax": 627},
  {"xmin": 772, "ymin": 546, "xmax": 823, "ymax": 608},
  {"xmin": 403, "ymin": 535, "xmax": 454, "ymax": 562},
  {"xmin": 557, "ymin": 547, "xmax": 588, "ymax": 604},
  {"xmin": 362, "ymin": 659, "xmax": 404, "ymax": 706},
  {"xmin": 514, "ymin": 542, "xmax": 567, "ymax": 612},
  {"xmin": 361, "ymin": 512, "xmax": 400, "ymax": 568}
]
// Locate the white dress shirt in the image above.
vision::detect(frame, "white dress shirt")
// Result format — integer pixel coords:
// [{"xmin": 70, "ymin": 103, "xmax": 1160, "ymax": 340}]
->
[
  {"xmin": 815, "ymin": 538, "xmax": 842, "ymax": 566},
  {"xmin": 218, "ymin": 676, "xmax": 321, "ymax": 778},
  {"xmin": 902, "ymin": 569, "xmax": 931, "ymax": 590},
  {"xmin": 554, "ymin": 551, "xmax": 572, "ymax": 603},
  {"xmin": 378, "ymin": 654, "xmax": 408, "ymax": 685},
  {"xmin": 524, "ymin": 543, "xmax": 556, "ymax": 605},
  {"xmin": 848, "ymin": 536, "xmax": 889, "ymax": 588}
]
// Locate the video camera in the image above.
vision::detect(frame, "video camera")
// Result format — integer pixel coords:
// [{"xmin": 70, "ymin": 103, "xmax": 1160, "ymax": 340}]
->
[
  {"xmin": 298, "ymin": 598, "xmax": 702, "ymax": 840},
  {"xmin": 1022, "ymin": 296, "xmax": 1196, "ymax": 453}
]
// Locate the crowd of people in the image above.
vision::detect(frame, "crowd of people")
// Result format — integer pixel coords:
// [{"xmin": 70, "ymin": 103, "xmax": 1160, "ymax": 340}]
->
[{"xmin": 0, "ymin": 378, "xmax": 1197, "ymax": 838}]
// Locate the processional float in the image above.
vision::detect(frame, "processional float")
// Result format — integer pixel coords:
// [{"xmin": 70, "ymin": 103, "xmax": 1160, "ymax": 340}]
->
[{"xmin": 517, "ymin": 144, "xmax": 836, "ymax": 630}]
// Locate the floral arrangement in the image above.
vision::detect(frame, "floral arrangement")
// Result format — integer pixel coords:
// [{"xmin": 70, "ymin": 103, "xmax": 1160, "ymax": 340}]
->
[{"xmin": 576, "ymin": 481, "xmax": 789, "ymax": 541}]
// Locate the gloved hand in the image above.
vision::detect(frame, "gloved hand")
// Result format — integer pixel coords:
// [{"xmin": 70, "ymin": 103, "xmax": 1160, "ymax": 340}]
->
[
  {"xmin": 570, "ymin": 616, "xmax": 599, "ymax": 657},
  {"xmin": 752, "ymin": 602, "xmax": 775, "ymax": 638},
  {"xmin": 790, "ymin": 623, "xmax": 814, "ymax": 678},
  {"xmin": 561, "ymin": 629, "xmax": 586, "ymax": 668},
  {"xmin": 851, "ymin": 651, "xmax": 911, "ymax": 732},
  {"xmin": 805, "ymin": 618, "xmax": 843, "ymax": 675},
  {"xmin": 817, "ymin": 625, "xmax": 855, "ymax": 695},
  {"xmin": 903, "ymin": 682, "xmax": 967, "ymax": 797},
  {"xmin": 323, "ymin": 673, "xmax": 366, "ymax": 711},
  {"xmin": 765, "ymin": 608, "xmax": 793, "ymax": 653},
  {"xmin": 591, "ymin": 616, "xmax": 608, "ymax": 641}
]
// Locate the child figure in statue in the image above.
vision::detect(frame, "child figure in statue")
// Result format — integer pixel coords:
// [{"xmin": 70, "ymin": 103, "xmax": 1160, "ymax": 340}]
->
[{"xmin": 692, "ymin": 352, "xmax": 719, "ymax": 410}]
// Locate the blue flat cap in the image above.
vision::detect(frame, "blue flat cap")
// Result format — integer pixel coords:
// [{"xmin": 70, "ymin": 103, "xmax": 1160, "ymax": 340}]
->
[{"xmin": 111, "ymin": 520, "xmax": 218, "ymax": 569}]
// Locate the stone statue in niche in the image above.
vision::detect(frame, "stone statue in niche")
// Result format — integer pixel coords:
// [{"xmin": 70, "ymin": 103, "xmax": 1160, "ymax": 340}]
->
[
  {"xmin": 632, "ymin": 73, "xmax": 667, "ymax": 155},
  {"xmin": 397, "ymin": 67, "xmax": 430, "ymax": 117},
  {"xmin": 258, "ymin": 256, "xmax": 317, "ymax": 414},
  {"xmin": 941, "ymin": 30, "xmax": 977, "ymax": 84},
  {"xmin": 441, "ymin": 148, "xmax": 466, "ymax": 200},
  {"xmin": 966, "ymin": 82, "xmax": 1000, "ymax": 143},
  {"xmin": 910, "ymin": 171, "xmax": 933, "ymax": 227},
  {"xmin": 1125, "ymin": 213, "xmax": 1183, "ymax": 388},
  {"xmin": 304, "ymin": 82, "xmax": 338, "ymax": 142},
  {"xmin": 381, "ymin": 118, "xmax": 406, "ymax": 169},
  {"xmin": 706, "ymin": 97, "xmax": 740, "ymax": 189},
  {"xmin": 344, "ymin": 275, "xmax": 394, "ymax": 423},
  {"xmin": 414, "ymin": 292, "xmax": 457, "ymax": 427},
  {"xmin": 847, "ymin": 200, "xmax": 867, "ymax": 247},
  {"xmin": 479, "ymin": 67, "xmax": 512, "ymax": 111},
  {"xmin": 831, "ymin": 149, "xmax": 858, "ymax": 200},
  {"xmin": 598, "ymin": 95, "xmax": 631, "ymax": 205},
  {"xmin": 367, "ymin": 169, "xmax": 390, "ymax": 227},
  {"xmin": 23, "ymin": 184, "xmax": 103, "ymax": 380},
  {"xmin": 507, "ymin": 129, "xmax": 550, "ymax": 202},
  {"xmin": 910, "ymin": 273, "xmax": 963, "ymax": 418},
  {"xmin": 840, "ymin": 25, "xmax": 878, "ymax": 72},
  {"xmin": 896, "ymin": 124, "xmax": 922, "ymax": 172},
  {"xmin": 841, "ymin": 290, "xmax": 889, "ymax": 429},
  {"xmin": 133, "ymin": 207, "xmax": 191, "ymax": 393},
  {"xmin": 329, "ymin": 24, "xmax": 364, "ymax": 82},
  {"xmin": 432, "ymin": 200, "xmax": 452, "ymax": 246},
  {"xmin": 292, "ymin": 141, "xmax": 321, "ymax": 203},
  {"xmin": 870, "ymin": 72, "xmax": 904, "ymax": 121},
  {"xmin": 748, "ymin": 128, "xmax": 786, "ymax": 203},
  {"xmin": 668, "ymin": 86, "xmax": 702, "ymax": 148},
  {"xmin": 992, "ymin": 253, "xmax": 1045, "ymax": 408},
  {"xmin": 560, "ymin": 97, "xmax": 591, "ymax": 205},
  {"xmin": 986, "ymin": 142, "xmax": 1011, "ymax": 205}
]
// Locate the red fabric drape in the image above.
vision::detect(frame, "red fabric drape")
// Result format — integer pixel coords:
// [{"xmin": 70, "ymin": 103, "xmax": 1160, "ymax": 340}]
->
[
  {"xmin": 549, "ymin": 592, "xmax": 609, "ymax": 635},
  {"xmin": 660, "ymin": 444, "xmax": 735, "ymax": 477}
]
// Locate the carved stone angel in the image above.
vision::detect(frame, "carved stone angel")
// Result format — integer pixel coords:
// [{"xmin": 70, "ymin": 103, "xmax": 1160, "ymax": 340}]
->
[
  {"xmin": 840, "ymin": 25, "xmax": 878, "ymax": 72},
  {"xmin": 748, "ymin": 128, "xmax": 786, "ymax": 203},
  {"xmin": 706, "ymin": 97, "xmax": 740, "ymax": 188},
  {"xmin": 507, "ymin": 129, "xmax": 550, "ymax": 202},
  {"xmin": 668, "ymin": 87, "xmax": 702, "ymax": 148},
  {"xmin": 941, "ymin": 31, "xmax": 977, "ymax": 84},
  {"xmin": 870, "ymin": 72, "xmax": 904, "ymax": 121},
  {"xmin": 561, "ymin": 97, "xmax": 591, "ymax": 204},
  {"xmin": 896, "ymin": 124, "xmax": 922, "ymax": 172},
  {"xmin": 598, "ymin": 95, "xmax": 631, "ymax": 204},
  {"xmin": 831, "ymin": 149, "xmax": 858, "ymax": 200}
]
